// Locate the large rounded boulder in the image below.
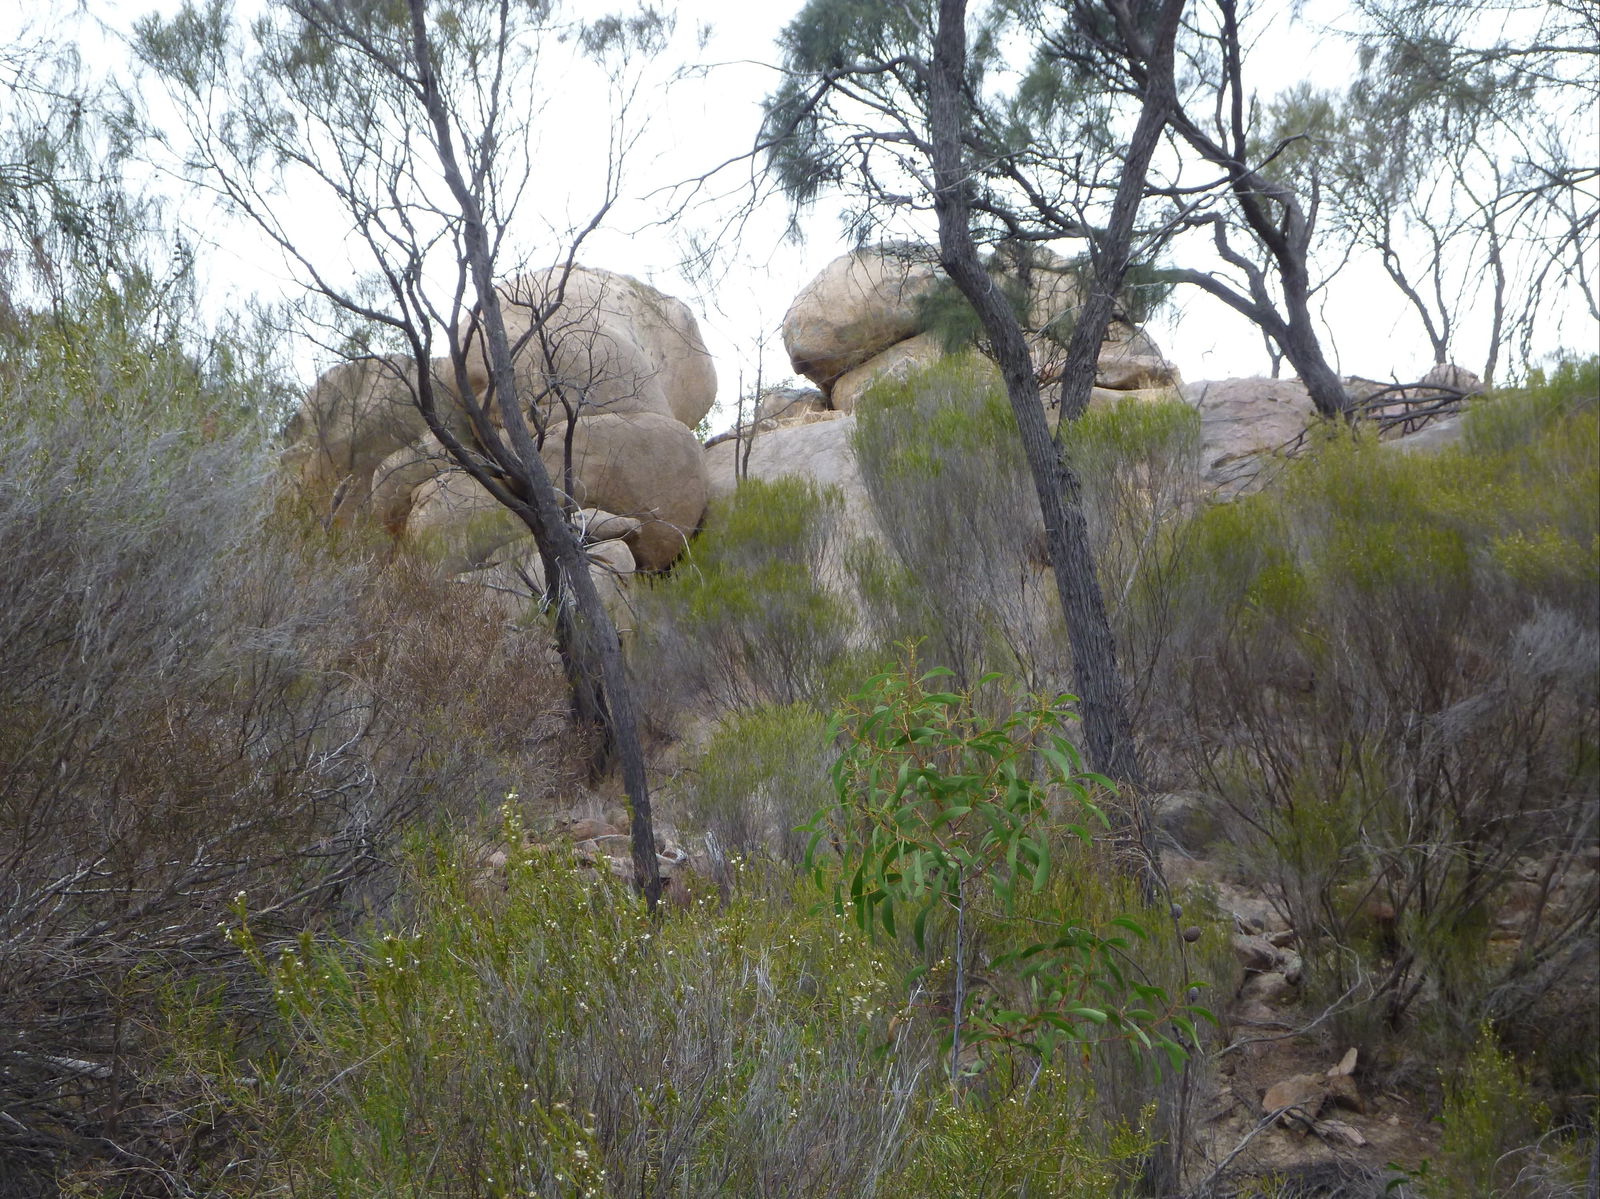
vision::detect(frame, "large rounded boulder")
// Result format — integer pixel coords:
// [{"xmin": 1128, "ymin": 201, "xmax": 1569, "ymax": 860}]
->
[
  {"xmin": 457, "ymin": 265, "xmax": 716, "ymax": 430},
  {"xmin": 540, "ymin": 411, "xmax": 709, "ymax": 571},
  {"xmin": 782, "ymin": 250, "xmax": 941, "ymax": 391},
  {"xmin": 283, "ymin": 355, "xmax": 428, "ymax": 502}
]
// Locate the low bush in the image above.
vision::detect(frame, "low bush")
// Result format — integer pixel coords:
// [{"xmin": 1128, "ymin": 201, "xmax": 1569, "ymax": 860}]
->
[
  {"xmin": 166, "ymin": 824, "xmax": 1178, "ymax": 1198},
  {"xmin": 1150, "ymin": 372, "xmax": 1599, "ymax": 1071},
  {"xmin": 683, "ymin": 702, "xmax": 834, "ymax": 864},
  {"xmin": 631, "ymin": 477, "xmax": 851, "ymax": 720}
]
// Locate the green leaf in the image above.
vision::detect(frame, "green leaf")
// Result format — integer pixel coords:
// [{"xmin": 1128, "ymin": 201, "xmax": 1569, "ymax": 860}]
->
[{"xmin": 1109, "ymin": 915, "xmax": 1150, "ymax": 940}]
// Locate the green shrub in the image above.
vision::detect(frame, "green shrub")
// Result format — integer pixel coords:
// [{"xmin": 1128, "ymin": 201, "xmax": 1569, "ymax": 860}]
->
[
  {"xmin": 1149, "ymin": 375, "xmax": 1599, "ymax": 1069},
  {"xmin": 851, "ymin": 354, "xmax": 1067, "ymax": 690},
  {"xmin": 1391, "ymin": 1025, "xmax": 1589, "ymax": 1198},
  {"xmin": 807, "ymin": 655, "xmax": 1211, "ymax": 1081},
  {"xmin": 631, "ymin": 476, "xmax": 851, "ymax": 717},
  {"xmin": 687, "ymin": 702, "xmax": 834, "ymax": 864},
  {"xmin": 169, "ymin": 829, "xmax": 1167, "ymax": 1197},
  {"xmin": 1059, "ymin": 395, "xmax": 1203, "ymax": 722}
]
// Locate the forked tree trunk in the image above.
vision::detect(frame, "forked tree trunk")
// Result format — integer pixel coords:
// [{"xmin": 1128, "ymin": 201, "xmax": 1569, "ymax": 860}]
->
[
  {"xmin": 406, "ymin": 0, "xmax": 661, "ymax": 908},
  {"xmin": 928, "ymin": 0, "xmax": 1146, "ymax": 802}
]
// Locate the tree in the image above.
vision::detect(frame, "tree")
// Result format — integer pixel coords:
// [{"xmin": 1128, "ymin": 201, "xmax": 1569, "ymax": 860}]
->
[
  {"xmin": 1328, "ymin": 0, "xmax": 1598, "ymax": 380},
  {"xmin": 764, "ymin": 0, "xmax": 1189, "ymax": 838},
  {"xmin": 134, "ymin": 0, "xmax": 668, "ymax": 905},
  {"xmin": 1146, "ymin": 0, "xmax": 1354, "ymax": 417}
]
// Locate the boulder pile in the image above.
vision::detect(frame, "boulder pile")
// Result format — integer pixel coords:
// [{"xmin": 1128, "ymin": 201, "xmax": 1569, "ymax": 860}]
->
[
  {"xmin": 283, "ymin": 247, "xmax": 1479, "ymax": 619},
  {"xmin": 282, "ymin": 265, "xmax": 718, "ymax": 616},
  {"xmin": 707, "ymin": 246, "xmax": 1184, "ymax": 504}
]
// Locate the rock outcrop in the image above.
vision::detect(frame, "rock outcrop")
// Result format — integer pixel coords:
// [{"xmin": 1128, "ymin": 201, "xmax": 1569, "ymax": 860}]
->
[
  {"xmin": 284, "ymin": 266, "xmax": 718, "ymax": 613},
  {"xmin": 778, "ymin": 247, "xmax": 1183, "ymax": 421},
  {"xmin": 1183, "ymin": 377, "xmax": 1320, "ymax": 496},
  {"xmin": 781, "ymin": 250, "xmax": 941, "ymax": 390},
  {"xmin": 281, "ymin": 355, "xmax": 449, "ymax": 515},
  {"xmin": 540, "ymin": 411, "xmax": 708, "ymax": 571},
  {"xmin": 459, "ymin": 265, "xmax": 716, "ymax": 430}
]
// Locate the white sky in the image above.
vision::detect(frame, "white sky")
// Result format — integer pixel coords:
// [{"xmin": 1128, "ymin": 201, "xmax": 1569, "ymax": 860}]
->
[{"xmin": 10, "ymin": 0, "xmax": 1595, "ymax": 433}]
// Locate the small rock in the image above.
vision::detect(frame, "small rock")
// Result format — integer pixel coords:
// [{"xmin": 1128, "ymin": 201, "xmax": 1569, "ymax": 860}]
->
[
  {"xmin": 1182, "ymin": 925, "xmax": 1203, "ymax": 943},
  {"xmin": 1328, "ymin": 1047, "xmax": 1359, "ymax": 1078},
  {"xmin": 1316, "ymin": 1119, "xmax": 1369, "ymax": 1148},
  {"xmin": 563, "ymin": 817, "xmax": 618, "ymax": 842},
  {"xmin": 1268, "ymin": 928, "xmax": 1298, "ymax": 948},
  {"xmin": 1232, "ymin": 933, "xmax": 1281, "ymax": 972},
  {"xmin": 1239, "ymin": 970, "xmax": 1296, "ymax": 1005},
  {"xmin": 1235, "ymin": 999, "xmax": 1288, "ymax": 1028},
  {"xmin": 1326, "ymin": 1072, "xmax": 1366, "ymax": 1114},
  {"xmin": 1263, "ymin": 1074, "xmax": 1326, "ymax": 1130}
]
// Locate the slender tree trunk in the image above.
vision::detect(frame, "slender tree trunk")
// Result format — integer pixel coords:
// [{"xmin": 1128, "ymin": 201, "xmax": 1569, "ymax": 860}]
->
[
  {"xmin": 1278, "ymin": 311, "xmax": 1350, "ymax": 417},
  {"xmin": 1054, "ymin": 0, "xmax": 1187, "ymax": 426},
  {"xmin": 407, "ymin": 0, "xmax": 661, "ymax": 908},
  {"xmin": 929, "ymin": 0, "xmax": 1143, "ymax": 798}
]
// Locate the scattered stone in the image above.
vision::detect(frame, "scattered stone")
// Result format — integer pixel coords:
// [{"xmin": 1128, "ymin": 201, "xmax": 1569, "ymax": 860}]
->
[
  {"xmin": 1235, "ymin": 1000, "xmax": 1289, "ymax": 1028},
  {"xmin": 1328, "ymin": 1047, "xmax": 1359, "ymax": 1078},
  {"xmin": 1326, "ymin": 1072, "xmax": 1366, "ymax": 1115},
  {"xmin": 1240, "ymin": 970, "xmax": 1297, "ymax": 1005},
  {"xmin": 1232, "ymin": 933, "xmax": 1281, "ymax": 973},
  {"xmin": 1315, "ymin": 1119, "xmax": 1369, "ymax": 1149},
  {"xmin": 560, "ymin": 816, "xmax": 619, "ymax": 842},
  {"xmin": 1263, "ymin": 1074, "xmax": 1327, "ymax": 1130}
]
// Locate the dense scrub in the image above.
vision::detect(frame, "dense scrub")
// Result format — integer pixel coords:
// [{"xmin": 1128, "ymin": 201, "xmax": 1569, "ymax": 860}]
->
[
  {"xmin": 1148, "ymin": 362, "xmax": 1598, "ymax": 1082},
  {"xmin": 5, "ymin": 297, "xmax": 1595, "ymax": 1194},
  {"xmin": 177, "ymin": 840, "xmax": 1164, "ymax": 1197},
  {"xmin": 0, "ymin": 292, "xmax": 579, "ymax": 1194}
]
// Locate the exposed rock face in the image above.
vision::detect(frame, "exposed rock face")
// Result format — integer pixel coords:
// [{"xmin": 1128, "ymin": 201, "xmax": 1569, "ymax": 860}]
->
[
  {"xmin": 1183, "ymin": 377, "xmax": 1319, "ymax": 496},
  {"xmin": 705, "ymin": 409, "xmax": 862, "ymax": 510},
  {"xmin": 370, "ymin": 431, "xmax": 454, "ymax": 533},
  {"xmin": 781, "ymin": 248, "xmax": 1181, "ymax": 415},
  {"xmin": 1093, "ymin": 319, "xmax": 1183, "ymax": 391},
  {"xmin": 756, "ymin": 386, "xmax": 828, "ymax": 423},
  {"xmin": 830, "ymin": 333, "xmax": 944, "ymax": 414},
  {"xmin": 782, "ymin": 250, "xmax": 941, "ymax": 391},
  {"xmin": 406, "ymin": 468, "xmax": 524, "ymax": 572},
  {"xmin": 467, "ymin": 536, "xmax": 637, "ymax": 632},
  {"xmin": 459, "ymin": 265, "xmax": 716, "ymax": 430}
]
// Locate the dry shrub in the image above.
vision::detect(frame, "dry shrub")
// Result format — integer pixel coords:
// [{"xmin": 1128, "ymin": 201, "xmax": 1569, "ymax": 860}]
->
[
  {"xmin": 0, "ymin": 298, "xmax": 576, "ymax": 1194},
  {"xmin": 1149, "ymin": 371, "xmax": 1599, "ymax": 1076}
]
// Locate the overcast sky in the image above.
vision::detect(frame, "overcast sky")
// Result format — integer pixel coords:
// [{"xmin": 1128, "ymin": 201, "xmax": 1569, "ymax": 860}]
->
[{"xmin": 10, "ymin": 0, "xmax": 1591, "ymax": 431}]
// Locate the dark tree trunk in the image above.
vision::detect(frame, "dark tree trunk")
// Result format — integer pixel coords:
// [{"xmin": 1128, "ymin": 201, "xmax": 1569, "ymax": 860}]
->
[
  {"xmin": 406, "ymin": 0, "xmax": 661, "ymax": 908},
  {"xmin": 929, "ymin": 0, "xmax": 1144, "ymax": 799},
  {"xmin": 1054, "ymin": 0, "xmax": 1188, "ymax": 426}
]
